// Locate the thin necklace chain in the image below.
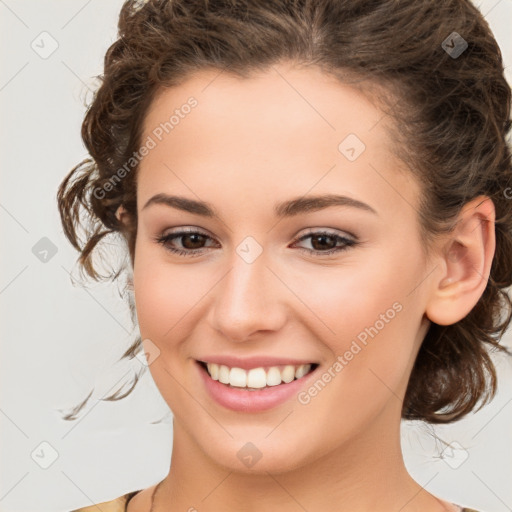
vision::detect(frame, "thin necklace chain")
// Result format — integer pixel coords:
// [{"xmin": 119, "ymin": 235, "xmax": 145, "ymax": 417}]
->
[{"xmin": 149, "ymin": 479, "xmax": 458, "ymax": 512}]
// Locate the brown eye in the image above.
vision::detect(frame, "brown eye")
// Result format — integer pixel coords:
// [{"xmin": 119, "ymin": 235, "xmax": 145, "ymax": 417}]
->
[
  {"xmin": 309, "ymin": 234, "xmax": 338, "ymax": 251},
  {"xmin": 155, "ymin": 229, "xmax": 217, "ymax": 257},
  {"xmin": 180, "ymin": 233, "xmax": 208, "ymax": 249},
  {"xmin": 292, "ymin": 231, "xmax": 357, "ymax": 256},
  {"xmin": 155, "ymin": 228, "xmax": 357, "ymax": 258}
]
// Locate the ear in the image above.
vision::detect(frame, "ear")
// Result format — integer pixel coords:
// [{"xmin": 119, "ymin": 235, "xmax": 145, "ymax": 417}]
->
[
  {"xmin": 425, "ymin": 195, "xmax": 496, "ymax": 326},
  {"xmin": 115, "ymin": 204, "xmax": 128, "ymax": 223}
]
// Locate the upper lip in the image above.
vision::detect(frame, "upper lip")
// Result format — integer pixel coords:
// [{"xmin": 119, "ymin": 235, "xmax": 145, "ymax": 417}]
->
[{"xmin": 196, "ymin": 355, "xmax": 318, "ymax": 370}]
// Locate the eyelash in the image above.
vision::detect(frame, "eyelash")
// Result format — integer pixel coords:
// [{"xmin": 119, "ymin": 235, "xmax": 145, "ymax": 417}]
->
[{"xmin": 154, "ymin": 227, "xmax": 358, "ymax": 258}]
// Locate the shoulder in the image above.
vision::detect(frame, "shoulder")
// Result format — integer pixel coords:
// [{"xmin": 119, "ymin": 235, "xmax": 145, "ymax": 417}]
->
[
  {"xmin": 70, "ymin": 490, "xmax": 141, "ymax": 512},
  {"xmin": 69, "ymin": 493, "xmax": 482, "ymax": 512}
]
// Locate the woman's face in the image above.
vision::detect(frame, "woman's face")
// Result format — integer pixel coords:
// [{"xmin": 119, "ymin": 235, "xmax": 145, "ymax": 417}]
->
[{"xmin": 132, "ymin": 62, "xmax": 435, "ymax": 472}]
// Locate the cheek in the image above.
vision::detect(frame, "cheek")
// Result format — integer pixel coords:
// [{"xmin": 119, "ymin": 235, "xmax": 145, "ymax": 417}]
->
[
  {"xmin": 133, "ymin": 266, "xmax": 172, "ymax": 340},
  {"xmin": 132, "ymin": 242, "xmax": 193, "ymax": 343},
  {"xmin": 132, "ymin": 243, "xmax": 227, "ymax": 380},
  {"xmin": 292, "ymin": 250, "xmax": 418, "ymax": 340},
  {"xmin": 132, "ymin": 246, "xmax": 201, "ymax": 410},
  {"xmin": 292, "ymin": 245, "xmax": 425, "ymax": 392}
]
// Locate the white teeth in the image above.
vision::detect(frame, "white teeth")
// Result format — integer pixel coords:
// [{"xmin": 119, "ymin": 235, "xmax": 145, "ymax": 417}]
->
[
  {"xmin": 295, "ymin": 364, "xmax": 311, "ymax": 379},
  {"xmin": 218, "ymin": 365, "xmax": 230, "ymax": 384},
  {"xmin": 266, "ymin": 367, "xmax": 282, "ymax": 386},
  {"xmin": 281, "ymin": 365, "xmax": 296, "ymax": 383},
  {"xmin": 204, "ymin": 362, "xmax": 314, "ymax": 388},
  {"xmin": 207, "ymin": 362, "xmax": 219, "ymax": 380},
  {"xmin": 229, "ymin": 367, "xmax": 247, "ymax": 387},
  {"xmin": 247, "ymin": 368, "xmax": 267, "ymax": 388}
]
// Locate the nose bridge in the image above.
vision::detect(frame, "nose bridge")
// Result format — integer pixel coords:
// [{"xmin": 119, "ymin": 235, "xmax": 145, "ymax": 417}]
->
[{"xmin": 210, "ymin": 242, "xmax": 284, "ymax": 342}]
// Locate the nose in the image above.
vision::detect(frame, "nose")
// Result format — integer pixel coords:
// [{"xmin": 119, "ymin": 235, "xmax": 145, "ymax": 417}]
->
[{"xmin": 208, "ymin": 249, "xmax": 287, "ymax": 343}]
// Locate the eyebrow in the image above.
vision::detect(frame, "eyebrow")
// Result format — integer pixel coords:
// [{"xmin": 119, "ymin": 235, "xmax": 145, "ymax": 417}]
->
[{"xmin": 142, "ymin": 193, "xmax": 378, "ymax": 217}]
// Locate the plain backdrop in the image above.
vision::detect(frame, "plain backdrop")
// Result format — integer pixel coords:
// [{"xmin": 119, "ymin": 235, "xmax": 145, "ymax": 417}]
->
[{"xmin": 1, "ymin": 1, "xmax": 511, "ymax": 511}]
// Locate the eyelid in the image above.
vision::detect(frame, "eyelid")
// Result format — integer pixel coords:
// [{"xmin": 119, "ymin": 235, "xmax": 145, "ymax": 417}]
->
[
  {"xmin": 294, "ymin": 227, "xmax": 357, "ymax": 240},
  {"xmin": 160, "ymin": 226, "xmax": 357, "ymax": 243},
  {"xmin": 155, "ymin": 225, "xmax": 359, "ymax": 259},
  {"xmin": 160, "ymin": 225, "xmax": 214, "ymax": 239}
]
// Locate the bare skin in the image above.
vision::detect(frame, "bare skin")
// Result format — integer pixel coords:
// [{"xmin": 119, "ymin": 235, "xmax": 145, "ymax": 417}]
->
[
  {"xmin": 123, "ymin": 61, "xmax": 495, "ymax": 512},
  {"xmin": 127, "ymin": 482, "xmax": 461, "ymax": 512}
]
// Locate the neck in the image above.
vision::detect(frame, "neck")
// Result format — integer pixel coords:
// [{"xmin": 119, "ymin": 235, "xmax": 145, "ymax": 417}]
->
[{"xmin": 152, "ymin": 402, "xmax": 451, "ymax": 512}]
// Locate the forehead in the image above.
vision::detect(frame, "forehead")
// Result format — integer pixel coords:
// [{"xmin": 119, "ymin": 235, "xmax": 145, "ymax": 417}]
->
[
  {"xmin": 141, "ymin": 62, "xmax": 386, "ymax": 150},
  {"xmin": 136, "ymin": 62, "xmax": 418, "ymax": 220}
]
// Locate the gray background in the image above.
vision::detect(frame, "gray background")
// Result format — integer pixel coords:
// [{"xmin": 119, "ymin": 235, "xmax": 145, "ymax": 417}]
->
[{"xmin": 1, "ymin": 1, "xmax": 511, "ymax": 511}]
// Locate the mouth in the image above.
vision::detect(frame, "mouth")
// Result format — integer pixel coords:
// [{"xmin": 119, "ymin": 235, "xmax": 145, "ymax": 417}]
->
[{"xmin": 197, "ymin": 360, "xmax": 319, "ymax": 391}]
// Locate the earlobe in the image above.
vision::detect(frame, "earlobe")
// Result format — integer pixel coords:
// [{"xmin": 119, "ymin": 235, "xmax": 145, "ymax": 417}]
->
[
  {"xmin": 425, "ymin": 196, "xmax": 496, "ymax": 326},
  {"xmin": 116, "ymin": 204, "xmax": 127, "ymax": 223}
]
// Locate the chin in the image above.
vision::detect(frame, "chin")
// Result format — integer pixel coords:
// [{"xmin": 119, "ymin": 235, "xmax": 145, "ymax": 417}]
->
[{"xmin": 196, "ymin": 434, "xmax": 316, "ymax": 475}]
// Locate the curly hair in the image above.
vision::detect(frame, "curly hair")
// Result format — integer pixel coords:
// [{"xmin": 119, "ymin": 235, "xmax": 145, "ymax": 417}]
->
[{"xmin": 57, "ymin": 0, "xmax": 512, "ymax": 424}]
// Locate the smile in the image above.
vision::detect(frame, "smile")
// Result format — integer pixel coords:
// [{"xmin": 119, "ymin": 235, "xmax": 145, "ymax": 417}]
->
[
  {"xmin": 196, "ymin": 358, "xmax": 320, "ymax": 412},
  {"xmin": 199, "ymin": 361, "xmax": 318, "ymax": 390}
]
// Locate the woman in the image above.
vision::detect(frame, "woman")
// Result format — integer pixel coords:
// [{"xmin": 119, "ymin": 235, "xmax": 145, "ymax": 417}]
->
[{"xmin": 58, "ymin": 0, "xmax": 512, "ymax": 510}]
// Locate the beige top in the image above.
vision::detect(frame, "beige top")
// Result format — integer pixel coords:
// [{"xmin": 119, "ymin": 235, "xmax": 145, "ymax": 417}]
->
[{"xmin": 69, "ymin": 490, "xmax": 483, "ymax": 512}]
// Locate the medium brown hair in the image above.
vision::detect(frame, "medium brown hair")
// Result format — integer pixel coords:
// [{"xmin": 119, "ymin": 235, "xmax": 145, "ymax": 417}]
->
[{"xmin": 57, "ymin": 0, "xmax": 512, "ymax": 423}]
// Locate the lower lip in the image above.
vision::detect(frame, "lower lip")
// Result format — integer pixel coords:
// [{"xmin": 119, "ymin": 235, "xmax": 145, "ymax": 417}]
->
[{"xmin": 196, "ymin": 361, "xmax": 318, "ymax": 413}]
